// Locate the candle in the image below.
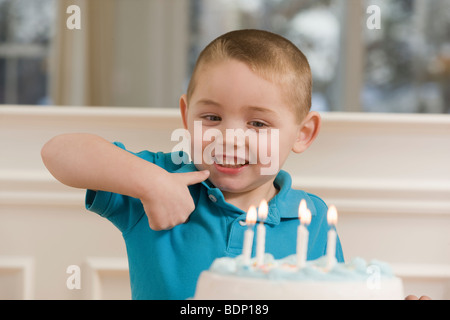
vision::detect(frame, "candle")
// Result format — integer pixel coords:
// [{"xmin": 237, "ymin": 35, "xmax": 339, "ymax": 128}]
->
[
  {"xmin": 326, "ymin": 205, "xmax": 338, "ymax": 270},
  {"xmin": 297, "ymin": 199, "xmax": 311, "ymax": 268},
  {"xmin": 242, "ymin": 205, "xmax": 257, "ymax": 266},
  {"xmin": 256, "ymin": 199, "xmax": 268, "ymax": 266}
]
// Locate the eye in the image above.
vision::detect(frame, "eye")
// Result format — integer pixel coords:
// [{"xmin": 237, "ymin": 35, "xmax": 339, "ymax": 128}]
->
[
  {"xmin": 249, "ymin": 120, "xmax": 268, "ymax": 128},
  {"xmin": 202, "ymin": 115, "xmax": 221, "ymax": 122}
]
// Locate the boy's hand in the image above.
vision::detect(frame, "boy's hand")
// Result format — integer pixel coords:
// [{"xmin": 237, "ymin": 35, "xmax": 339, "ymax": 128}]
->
[
  {"xmin": 140, "ymin": 170, "xmax": 210, "ymax": 231},
  {"xmin": 41, "ymin": 133, "xmax": 210, "ymax": 231}
]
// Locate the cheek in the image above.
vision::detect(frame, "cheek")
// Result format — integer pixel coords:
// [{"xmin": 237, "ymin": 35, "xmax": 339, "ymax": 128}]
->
[
  {"xmin": 256, "ymin": 130, "xmax": 280, "ymax": 159},
  {"xmin": 260, "ymin": 129, "xmax": 298, "ymax": 161},
  {"xmin": 187, "ymin": 122, "xmax": 203, "ymax": 162},
  {"xmin": 190, "ymin": 125, "xmax": 223, "ymax": 164},
  {"xmin": 279, "ymin": 128, "xmax": 302, "ymax": 163}
]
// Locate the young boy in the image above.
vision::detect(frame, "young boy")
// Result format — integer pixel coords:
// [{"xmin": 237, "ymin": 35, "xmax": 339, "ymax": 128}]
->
[{"xmin": 42, "ymin": 29, "xmax": 344, "ymax": 300}]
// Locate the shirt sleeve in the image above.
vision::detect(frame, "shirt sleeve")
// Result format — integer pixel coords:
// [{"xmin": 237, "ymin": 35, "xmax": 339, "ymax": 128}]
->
[{"xmin": 84, "ymin": 142, "xmax": 188, "ymax": 234}]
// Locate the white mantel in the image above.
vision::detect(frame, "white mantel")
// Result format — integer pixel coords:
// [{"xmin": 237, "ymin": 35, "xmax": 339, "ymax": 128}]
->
[{"xmin": 1, "ymin": 106, "xmax": 450, "ymax": 299}]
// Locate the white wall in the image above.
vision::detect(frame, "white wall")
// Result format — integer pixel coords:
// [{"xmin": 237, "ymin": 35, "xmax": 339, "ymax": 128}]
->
[{"xmin": 1, "ymin": 106, "xmax": 449, "ymax": 299}]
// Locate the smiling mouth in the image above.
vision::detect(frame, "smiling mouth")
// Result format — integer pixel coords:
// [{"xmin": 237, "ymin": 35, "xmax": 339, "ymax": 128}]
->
[
  {"xmin": 213, "ymin": 162, "xmax": 249, "ymax": 175},
  {"xmin": 212, "ymin": 155, "xmax": 249, "ymax": 167},
  {"xmin": 212, "ymin": 155, "xmax": 250, "ymax": 173},
  {"xmin": 216, "ymin": 162, "xmax": 248, "ymax": 168}
]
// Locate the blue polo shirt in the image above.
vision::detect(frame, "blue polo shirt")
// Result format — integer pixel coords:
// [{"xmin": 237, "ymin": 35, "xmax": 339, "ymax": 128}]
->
[{"xmin": 85, "ymin": 142, "xmax": 344, "ymax": 300}]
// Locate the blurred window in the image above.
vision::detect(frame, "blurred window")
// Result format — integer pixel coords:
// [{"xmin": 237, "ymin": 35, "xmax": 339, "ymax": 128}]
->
[
  {"xmin": 1, "ymin": 0, "xmax": 449, "ymax": 113},
  {"xmin": 189, "ymin": 0, "xmax": 450, "ymax": 113},
  {"xmin": 0, "ymin": 0, "xmax": 55, "ymax": 105},
  {"xmin": 363, "ymin": 0, "xmax": 450, "ymax": 113},
  {"xmin": 188, "ymin": 0, "xmax": 342, "ymax": 113}
]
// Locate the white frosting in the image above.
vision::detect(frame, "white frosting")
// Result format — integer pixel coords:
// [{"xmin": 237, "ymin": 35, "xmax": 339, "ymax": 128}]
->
[{"xmin": 194, "ymin": 254, "xmax": 405, "ymax": 300}]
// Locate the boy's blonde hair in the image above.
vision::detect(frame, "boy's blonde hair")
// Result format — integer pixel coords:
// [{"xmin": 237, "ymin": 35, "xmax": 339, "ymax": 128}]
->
[{"xmin": 186, "ymin": 29, "xmax": 312, "ymax": 122}]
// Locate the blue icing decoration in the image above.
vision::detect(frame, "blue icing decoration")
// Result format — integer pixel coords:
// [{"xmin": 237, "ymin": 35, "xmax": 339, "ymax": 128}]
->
[
  {"xmin": 210, "ymin": 256, "xmax": 237, "ymax": 273},
  {"xmin": 209, "ymin": 254, "xmax": 396, "ymax": 281}
]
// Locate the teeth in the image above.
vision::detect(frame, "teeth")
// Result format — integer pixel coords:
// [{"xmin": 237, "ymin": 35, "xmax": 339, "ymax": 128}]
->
[
  {"xmin": 213, "ymin": 155, "xmax": 247, "ymax": 166},
  {"xmin": 220, "ymin": 163, "xmax": 244, "ymax": 168}
]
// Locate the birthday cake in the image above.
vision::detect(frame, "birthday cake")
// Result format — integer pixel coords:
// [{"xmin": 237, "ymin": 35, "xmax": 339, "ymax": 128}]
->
[
  {"xmin": 195, "ymin": 202, "xmax": 404, "ymax": 300},
  {"xmin": 194, "ymin": 254, "xmax": 404, "ymax": 300}
]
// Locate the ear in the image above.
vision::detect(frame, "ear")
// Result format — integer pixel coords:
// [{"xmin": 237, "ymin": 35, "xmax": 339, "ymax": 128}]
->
[
  {"xmin": 292, "ymin": 111, "xmax": 321, "ymax": 153},
  {"xmin": 179, "ymin": 94, "xmax": 189, "ymax": 130}
]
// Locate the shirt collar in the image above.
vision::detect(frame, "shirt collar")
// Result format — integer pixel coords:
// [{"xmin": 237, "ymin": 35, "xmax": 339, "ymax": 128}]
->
[{"xmin": 270, "ymin": 170, "xmax": 317, "ymax": 222}]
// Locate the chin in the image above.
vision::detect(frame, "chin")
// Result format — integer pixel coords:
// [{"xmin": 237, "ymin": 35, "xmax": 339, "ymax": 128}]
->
[
  {"xmin": 209, "ymin": 172, "xmax": 268, "ymax": 195},
  {"xmin": 208, "ymin": 175, "xmax": 249, "ymax": 193}
]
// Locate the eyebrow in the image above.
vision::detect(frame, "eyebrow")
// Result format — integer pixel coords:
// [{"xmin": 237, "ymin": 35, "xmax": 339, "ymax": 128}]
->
[
  {"xmin": 245, "ymin": 105, "xmax": 279, "ymax": 117},
  {"xmin": 196, "ymin": 99, "xmax": 279, "ymax": 117},
  {"xmin": 196, "ymin": 99, "xmax": 221, "ymax": 107}
]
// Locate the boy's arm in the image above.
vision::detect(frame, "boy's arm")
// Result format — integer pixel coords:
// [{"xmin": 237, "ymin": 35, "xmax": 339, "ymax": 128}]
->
[
  {"xmin": 42, "ymin": 133, "xmax": 161, "ymax": 197},
  {"xmin": 41, "ymin": 133, "xmax": 209, "ymax": 230}
]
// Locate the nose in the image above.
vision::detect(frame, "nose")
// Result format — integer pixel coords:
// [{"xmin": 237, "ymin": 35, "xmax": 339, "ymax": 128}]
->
[{"xmin": 221, "ymin": 126, "xmax": 249, "ymax": 152}]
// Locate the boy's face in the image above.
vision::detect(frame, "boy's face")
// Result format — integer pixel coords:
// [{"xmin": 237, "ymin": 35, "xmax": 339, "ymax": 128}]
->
[{"xmin": 180, "ymin": 59, "xmax": 315, "ymax": 196}]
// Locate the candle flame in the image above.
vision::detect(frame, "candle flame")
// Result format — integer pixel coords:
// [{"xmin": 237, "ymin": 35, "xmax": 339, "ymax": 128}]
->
[
  {"xmin": 298, "ymin": 199, "xmax": 307, "ymax": 219},
  {"xmin": 298, "ymin": 199, "xmax": 311, "ymax": 225},
  {"xmin": 258, "ymin": 199, "xmax": 268, "ymax": 221},
  {"xmin": 327, "ymin": 205, "xmax": 338, "ymax": 226},
  {"xmin": 246, "ymin": 205, "xmax": 257, "ymax": 225}
]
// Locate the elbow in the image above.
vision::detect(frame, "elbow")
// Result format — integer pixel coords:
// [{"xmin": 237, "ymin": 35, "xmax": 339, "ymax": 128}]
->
[
  {"xmin": 41, "ymin": 133, "xmax": 70, "ymax": 172},
  {"xmin": 41, "ymin": 137, "xmax": 51, "ymax": 162},
  {"xmin": 41, "ymin": 133, "xmax": 99, "ymax": 184},
  {"xmin": 41, "ymin": 135, "xmax": 59, "ymax": 170},
  {"xmin": 41, "ymin": 133, "xmax": 79, "ymax": 186}
]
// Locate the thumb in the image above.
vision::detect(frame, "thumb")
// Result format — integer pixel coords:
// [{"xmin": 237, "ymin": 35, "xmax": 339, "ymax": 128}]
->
[{"xmin": 178, "ymin": 170, "xmax": 210, "ymax": 186}]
